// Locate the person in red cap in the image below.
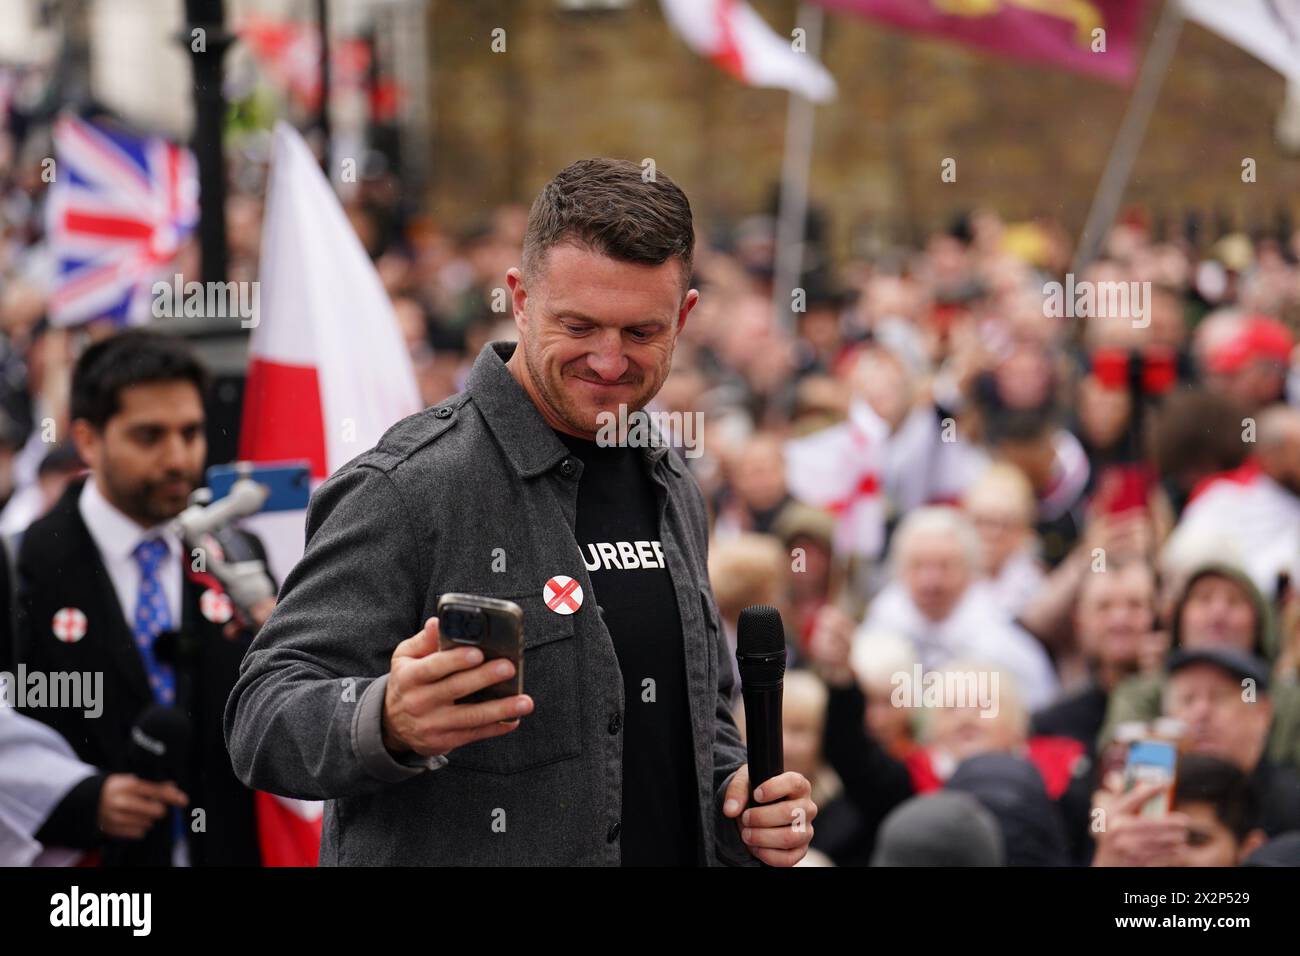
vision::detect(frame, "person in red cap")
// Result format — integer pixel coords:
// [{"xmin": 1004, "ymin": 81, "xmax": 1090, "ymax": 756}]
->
[{"xmin": 1204, "ymin": 315, "xmax": 1294, "ymax": 413}]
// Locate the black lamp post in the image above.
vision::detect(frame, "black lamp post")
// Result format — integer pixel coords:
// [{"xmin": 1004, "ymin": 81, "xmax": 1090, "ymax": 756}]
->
[
  {"xmin": 182, "ymin": 0, "xmax": 234, "ymax": 288},
  {"xmin": 316, "ymin": 0, "xmax": 331, "ymax": 174}
]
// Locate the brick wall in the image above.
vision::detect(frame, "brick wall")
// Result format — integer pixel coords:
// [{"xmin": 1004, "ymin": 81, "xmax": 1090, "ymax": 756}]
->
[{"xmin": 425, "ymin": 0, "xmax": 1300, "ymax": 257}]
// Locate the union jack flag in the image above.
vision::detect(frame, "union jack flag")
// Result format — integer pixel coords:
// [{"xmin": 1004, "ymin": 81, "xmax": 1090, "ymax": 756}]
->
[{"xmin": 45, "ymin": 115, "xmax": 199, "ymax": 327}]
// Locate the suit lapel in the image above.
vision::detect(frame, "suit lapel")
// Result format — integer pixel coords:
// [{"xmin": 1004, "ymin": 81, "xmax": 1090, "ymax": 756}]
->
[{"xmin": 60, "ymin": 485, "xmax": 154, "ymax": 703}]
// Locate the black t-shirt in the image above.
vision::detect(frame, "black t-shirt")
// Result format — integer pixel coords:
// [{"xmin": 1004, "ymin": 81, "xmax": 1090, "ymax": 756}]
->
[{"xmin": 552, "ymin": 430, "xmax": 701, "ymax": 866}]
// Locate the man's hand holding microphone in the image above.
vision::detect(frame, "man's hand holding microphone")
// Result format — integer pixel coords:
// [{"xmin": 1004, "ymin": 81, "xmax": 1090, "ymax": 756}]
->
[
  {"xmin": 97, "ymin": 775, "xmax": 188, "ymax": 840},
  {"xmin": 722, "ymin": 604, "xmax": 818, "ymax": 866},
  {"xmin": 381, "ymin": 610, "xmax": 818, "ymax": 867}
]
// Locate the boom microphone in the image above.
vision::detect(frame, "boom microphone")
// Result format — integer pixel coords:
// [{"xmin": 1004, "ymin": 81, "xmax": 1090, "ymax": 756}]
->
[{"xmin": 735, "ymin": 605, "xmax": 786, "ymax": 805}]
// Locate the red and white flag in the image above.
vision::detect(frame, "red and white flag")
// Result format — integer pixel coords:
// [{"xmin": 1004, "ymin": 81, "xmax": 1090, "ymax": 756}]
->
[
  {"xmin": 1169, "ymin": 459, "xmax": 1300, "ymax": 600},
  {"xmin": 237, "ymin": 123, "xmax": 420, "ymax": 865},
  {"xmin": 238, "ymin": 15, "xmax": 372, "ymax": 112},
  {"xmin": 1180, "ymin": 0, "xmax": 1300, "ymax": 83},
  {"xmin": 659, "ymin": 0, "xmax": 837, "ymax": 102},
  {"xmin": 239, "ymin": 121, "xmax": 421, "ymax": 579},
  {"xmin": 784, "ymin": 400, "xmax": 887, "ymax": 558}
]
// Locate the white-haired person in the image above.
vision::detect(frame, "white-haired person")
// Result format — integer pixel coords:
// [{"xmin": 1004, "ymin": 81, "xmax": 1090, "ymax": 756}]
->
[
  {"xmin": 962, "ymin": 463, "xmax": 1045, "ymax": 619},
  {"xmin": 805, "ymin": 610, "xmax": 1090, "ymax": 863},
  {"xmin": 850, "ymin": 629, "xmax": 922, "ymax": 763},
  {"xmin": 857, "ymin": 506, "xmax": 1059, "ymax": 709}
]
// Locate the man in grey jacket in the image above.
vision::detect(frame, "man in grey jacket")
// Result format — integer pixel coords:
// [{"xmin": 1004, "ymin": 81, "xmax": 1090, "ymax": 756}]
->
[{"xmin": 225, "ymin": 158, "xmax": 816, "ymax": 865}]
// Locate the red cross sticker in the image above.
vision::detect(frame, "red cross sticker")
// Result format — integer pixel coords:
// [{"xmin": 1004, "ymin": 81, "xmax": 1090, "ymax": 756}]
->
[
  {"xmin": 543, "ymin": 575, "xmax": 583, "ymax": 615},
  {"xmin": 199, "ymin": 588, "xmax": 234, "ymax": 624},
  {"xmin": 52, "ymin": 607, "xmax": 88, "ymax": 643}
]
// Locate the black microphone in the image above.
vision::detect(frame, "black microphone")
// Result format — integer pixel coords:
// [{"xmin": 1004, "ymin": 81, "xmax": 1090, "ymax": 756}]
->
[
  {"xmin": 735, "ymin": 605, "xmax": 786, "ymax": 805},
  {"xmin": 126, "ymin": 705, "xmax": 190, "ymax": 782}
]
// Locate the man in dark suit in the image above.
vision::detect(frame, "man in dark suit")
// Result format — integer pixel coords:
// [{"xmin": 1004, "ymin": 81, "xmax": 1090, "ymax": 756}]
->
[{"xmin": 13, "ymin": 330, "xmax": 268, "ymax": 866}]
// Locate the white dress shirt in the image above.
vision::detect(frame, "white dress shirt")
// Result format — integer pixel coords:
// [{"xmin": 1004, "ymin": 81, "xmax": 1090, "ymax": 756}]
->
[
  {"xmin": 77, "ymin": 478, "xmax": 190, "ymax": 867},
  {"xmin": 78, "ymin": 478, "xmax": 183, "ymax": 629},
  {"xmin": 858, "ymin": 579, "xmax": 1060, "ymax": 711}
]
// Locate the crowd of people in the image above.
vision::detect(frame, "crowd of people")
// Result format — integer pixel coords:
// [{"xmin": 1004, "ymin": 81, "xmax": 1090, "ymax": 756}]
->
[
  {"xmin": 685, "ymin": 211, "xmax": 1300, "ymax": 867},
  {"xmin": 2, "ymin": 103, "xmax": 1300, "ymax": 865}
]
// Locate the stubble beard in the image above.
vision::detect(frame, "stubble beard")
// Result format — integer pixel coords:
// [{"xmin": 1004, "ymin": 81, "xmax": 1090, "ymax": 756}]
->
[
  {"xmin": 100, "ymin": 454, "xmax": 197, "ymax": 527},
  {"xmin": 522, "ymin": 328, "xmax": 666, "ymax": 438}
]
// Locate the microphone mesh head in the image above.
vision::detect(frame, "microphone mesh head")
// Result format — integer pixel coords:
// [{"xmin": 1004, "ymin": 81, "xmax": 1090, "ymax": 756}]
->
[
  {"xmin": 737, "ymin": 605, "xmax": 786, "ymax": 657},
  {"xmin": 129, "ymin": 705, "xmax": 190, "ymax": 780}
]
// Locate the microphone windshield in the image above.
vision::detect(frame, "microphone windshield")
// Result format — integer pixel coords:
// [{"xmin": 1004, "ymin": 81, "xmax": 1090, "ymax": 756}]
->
[
  {"xmin": 127, "ymin": 705, "xmax": 190, "ymax": 782},
  {"xmin": 736, "ymin": 605, "xmax": 787, "ymax": 683},
  {"xmin": 737, "ymin": 605, "xmax": 785, "ymax": 656}
]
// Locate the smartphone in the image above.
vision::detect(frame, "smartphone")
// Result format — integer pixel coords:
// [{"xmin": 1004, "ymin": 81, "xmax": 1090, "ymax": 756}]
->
[
  {"xmin": 1123, "ymin": 738, "xmax": 1178, "ymax": 817},
  {"xmin": 206, "ymin": 461, "xmax": 312, "ymax": 512},
  {"xmin": 1099, "ymin": 464, "xmax": 1151, "ymax": 518},
  {"xmin": 435, "ymin": 593, "xmax": 525, "ymax": 704}
]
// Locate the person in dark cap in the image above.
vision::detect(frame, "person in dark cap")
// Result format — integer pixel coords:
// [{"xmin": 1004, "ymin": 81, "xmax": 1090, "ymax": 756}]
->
[
  {"xmin": 870, "ymin": 791, "xmax": 1004, "ymax": 867},
  {"xmin": 1163, "ymin": 647, "xmax": 1300, "ymax": 836},
  {"xmin": 1093, "ymin": 754, "xmax": 1268, "ymax": 867},
  {"xmin": 772, "ymin": 502, "xmax": 837, "ymax": 649},
  {"xmin": 945, "ymin": 752, "xmax": 1071, "ymax": 866},
  {"xmin": 1101, "ymin": 559, "xmax": 1300, "ymax": 775}
]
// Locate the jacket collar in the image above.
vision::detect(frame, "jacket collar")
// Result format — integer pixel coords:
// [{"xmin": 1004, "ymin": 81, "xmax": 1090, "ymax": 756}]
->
[
  {"xmin": 467, "ymin": 341, "xmax": 682, "ymax": 479},
  {"xmin": 46, "ymin": 477, "xmax": 155, "ymax": 702}
]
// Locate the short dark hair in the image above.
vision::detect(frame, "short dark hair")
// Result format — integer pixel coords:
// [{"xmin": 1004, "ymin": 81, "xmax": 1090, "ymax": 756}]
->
[
  {"xmin": 521, "ymin": 158, "xmax": 694, "ymax": 291},
  {"xmin": 1174, "ymin": 754, "xmax": 1259, "ymax": 840},
  {"xmin": 71, "ymin": 330, "xmax": 210, "ymax": 429}
]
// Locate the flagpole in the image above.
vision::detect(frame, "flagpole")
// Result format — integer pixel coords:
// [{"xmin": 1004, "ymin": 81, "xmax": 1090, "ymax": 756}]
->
[
  {"xmin": 316, "ymin": 0, "xmax": 331, "ymax": 175},
  {"xmin": 772, "ymin": 2, "xmax": 824, "ymax": 333},
  {"xmin": 1072, "ymin": 0, "xmax": 1184, "ymax": 274}
]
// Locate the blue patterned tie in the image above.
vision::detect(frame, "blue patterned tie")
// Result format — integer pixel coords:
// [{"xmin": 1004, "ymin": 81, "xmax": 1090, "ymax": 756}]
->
[
  {"xmin": 132, "ymin": 538, "xmax": 176, "ymax": 706},
  {"xmin": 133, "ymin": 537, "xmax": 188, "ymax": 861}
]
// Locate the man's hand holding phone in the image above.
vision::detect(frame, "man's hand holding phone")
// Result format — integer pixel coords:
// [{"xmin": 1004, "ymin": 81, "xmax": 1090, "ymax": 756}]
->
[{"xmin": 381, "ymin": 617, "xmax": 534, "ymax": 758}]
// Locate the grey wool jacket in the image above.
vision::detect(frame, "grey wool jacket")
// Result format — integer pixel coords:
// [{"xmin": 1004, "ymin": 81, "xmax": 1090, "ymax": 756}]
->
[{"xmin": 224, "ymin": 341, "xmax": 757, "ymax": 866}]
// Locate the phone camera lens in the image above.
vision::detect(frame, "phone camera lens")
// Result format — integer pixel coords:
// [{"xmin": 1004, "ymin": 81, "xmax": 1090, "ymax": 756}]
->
[{"xmin": 444, "ymin": 607, "xmax": 484, "ymax": 642}]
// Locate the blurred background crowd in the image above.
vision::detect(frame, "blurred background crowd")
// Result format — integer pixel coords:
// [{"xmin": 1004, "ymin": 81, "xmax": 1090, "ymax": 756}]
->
[{"xmin": 2, "ymin": 0, "xmax": 1300, "ymax": 867}]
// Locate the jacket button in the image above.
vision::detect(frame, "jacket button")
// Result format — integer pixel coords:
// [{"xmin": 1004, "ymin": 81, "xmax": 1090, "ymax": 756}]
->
[
  {"xmin": 607, "ymin": 822, "xmax": 621, "ymax": 843},
  {"xmin": 558, "ymin": 457, "xmax": 576, "ymax": 478},
  {"xmin": 608, "ymin": 713, "xmax": 622, "ymax": 735},
  {"xmin": 434, "ymin": 406, "xmax": 452, "ymax": 419}
]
